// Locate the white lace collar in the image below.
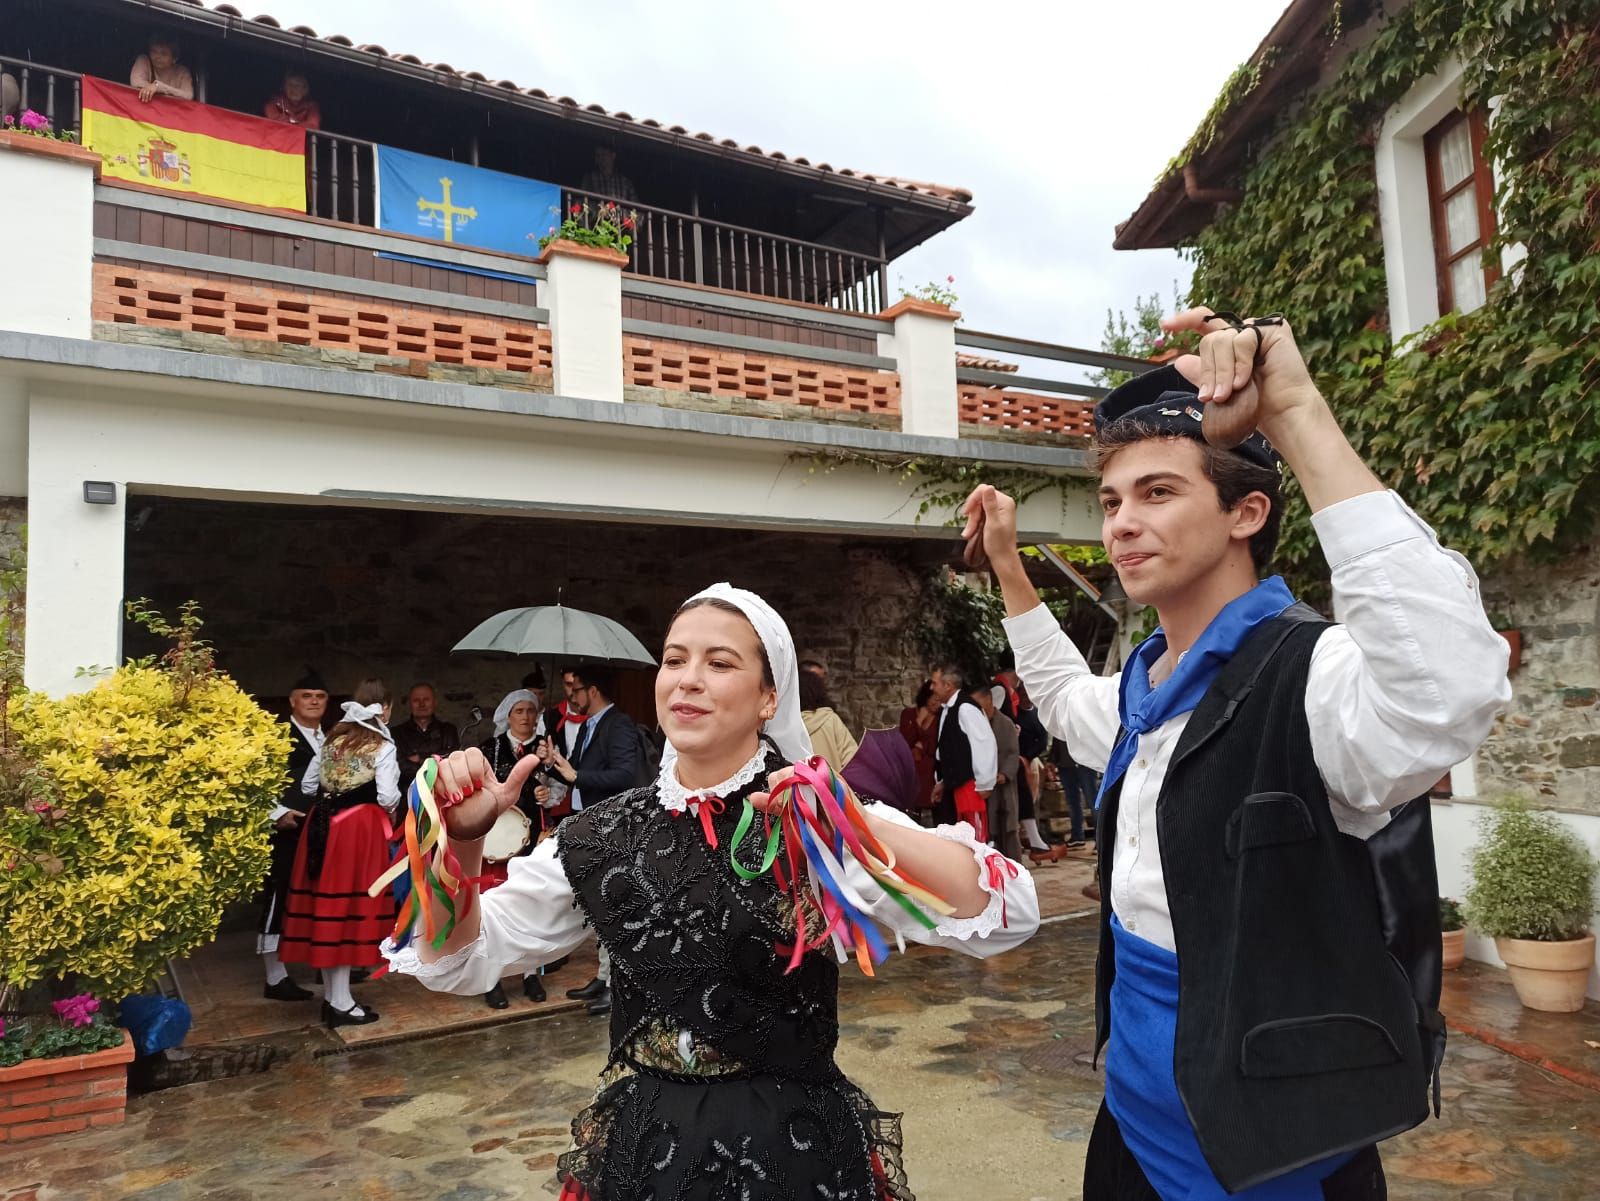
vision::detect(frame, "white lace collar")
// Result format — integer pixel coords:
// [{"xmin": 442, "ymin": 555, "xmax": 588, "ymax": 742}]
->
[{"xmin": 655, "ymin": 746, "xmax": 768, "ymax": 814}]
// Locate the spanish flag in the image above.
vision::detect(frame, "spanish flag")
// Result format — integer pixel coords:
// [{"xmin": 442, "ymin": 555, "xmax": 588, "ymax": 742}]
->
[{"xmin": 82, "ymin": 77, "xmax": 305, "ymax": 212}]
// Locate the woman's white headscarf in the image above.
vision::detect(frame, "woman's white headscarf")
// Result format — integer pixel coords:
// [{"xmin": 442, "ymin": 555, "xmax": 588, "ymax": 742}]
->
[
  {"xmin": 339, "ymin": 700, "xmax": 392, "ymax": 742},
  {"xmin": 662, "ymin": 582, "xmax": 813, "ymax": 769},
  {"xmin": 493, "ymin": 688, "xmax": 541, "ymax": 738}
]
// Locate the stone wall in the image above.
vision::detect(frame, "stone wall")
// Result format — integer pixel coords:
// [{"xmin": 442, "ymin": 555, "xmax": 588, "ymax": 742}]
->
[
  {"xmin": 1476, "ymin": 543, "xmax": 1600, "ymax": 816},
  {"xmin": 122, "ymin": 498, "xmax": 933, "ymax": 738},
  {"xmin": 0, "ymin": 496, "xmax": 22, "ymax": 561}
]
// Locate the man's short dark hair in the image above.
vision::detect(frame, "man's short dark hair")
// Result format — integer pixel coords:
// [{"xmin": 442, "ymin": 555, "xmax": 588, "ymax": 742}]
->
[
  {"xmin": 522, "ymin": 668, "xmax": 548, "ymax": 691},
  {"xmin": 568, "ymin": 663, "xmax": 617, "ymax": 700},
  {"xmin": 932, "ymin": 662, "xmax": 964, "ymax": 686},
  {"xmin": 1095, "ymin": 421, "xmax": 1284, "ymax": 572},
  {"xmin": 798, "ymin": 669, "xmax": 831, "ymax": 712}
]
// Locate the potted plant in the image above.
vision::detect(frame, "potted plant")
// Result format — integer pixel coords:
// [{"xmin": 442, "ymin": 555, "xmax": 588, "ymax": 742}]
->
[
  {"xmin": 533, "ymin": 199, "xmax": 636, "ymax": 263},
  {"xmin": 1438, "ymin": 897, "xmax": 1466, "ymax": 969},
  {"xmin": 1464, "ymin": 801, "xmax": 1597, "ymax": 1012},
  {"xmin": 0, "ymin": 992, "xmax": 134, "ymax": 1141}
]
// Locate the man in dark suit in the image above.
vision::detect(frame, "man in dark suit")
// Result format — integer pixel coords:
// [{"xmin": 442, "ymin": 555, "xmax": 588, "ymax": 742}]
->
[{"xmin": 543, "ymin": 664, "xmax": 640, "ymax": 1015}]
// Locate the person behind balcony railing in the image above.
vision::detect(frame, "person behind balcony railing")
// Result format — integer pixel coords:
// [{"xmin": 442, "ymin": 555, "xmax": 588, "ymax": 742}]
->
[
  {"xmin": 263, "ymin": 69, "xmax": 320, "ymax": 129},
  {"xmin": 0, "ymin": 71, "xmax": 17, "ymax": 123},
  {"xmin": 130, "ymin": 35, "xmax": 194, "ymax": 103},
  {"xmin": 580, "ymin": 143, "xmax": 637, "ymax": 203}
]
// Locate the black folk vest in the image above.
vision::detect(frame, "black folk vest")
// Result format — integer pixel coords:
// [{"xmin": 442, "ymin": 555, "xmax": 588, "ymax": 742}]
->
[
  {"xmin": 935, "ymin": 694, "xmax": 979, "ymax": 789},
  {"xmin": 1092, "ymin": 606, "xmax": 1445, "ymax": 1192}
]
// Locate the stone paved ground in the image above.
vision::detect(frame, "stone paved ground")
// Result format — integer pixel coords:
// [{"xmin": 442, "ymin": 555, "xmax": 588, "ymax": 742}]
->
[{"xmin": 4, "ymin": 913, "xmax": 1598, "ymax": 1201}]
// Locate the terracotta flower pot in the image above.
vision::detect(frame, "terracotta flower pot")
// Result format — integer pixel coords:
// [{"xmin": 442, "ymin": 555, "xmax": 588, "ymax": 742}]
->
[
  {"xmin": 0, "ymin": 1031, "xmax": 134, "ymax": 1142},
  {"xmin": 1494, "ymin": 933, "xmax": 1595, "ymax": 1012},
  {"xmin": 1440, "ymin": 927, "xmax": 1466, "ymax": 970}
]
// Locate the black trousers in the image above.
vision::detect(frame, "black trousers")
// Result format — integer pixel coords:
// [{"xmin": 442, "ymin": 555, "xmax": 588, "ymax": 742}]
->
[{"xmin": 1083, "ymin": 1102, "xmax": 1386, "ymax": 1200}]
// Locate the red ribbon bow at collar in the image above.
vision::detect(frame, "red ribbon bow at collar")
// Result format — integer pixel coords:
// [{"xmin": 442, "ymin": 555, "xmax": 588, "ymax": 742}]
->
[
  {"xmin": 983, "ymin": 851, "xmax": 1019, "ymax": 929},
  {"xmin": 673, "ymin": 796, "xmax": 727, "ymax": 848}
]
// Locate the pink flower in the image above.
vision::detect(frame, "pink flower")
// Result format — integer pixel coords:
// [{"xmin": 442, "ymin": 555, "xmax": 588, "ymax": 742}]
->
[
  {"xmin": 946, "ymin": 275, "xmax": 955, "ymax": 284},
  {"xmin": 1, "ymin": 115, "xmax": 12, "ymax": 128},
  {"xmin": 19, "ymin": 110, "xmax": 49, "ymax": 133},
  {"xmin": 0, "ymin": 1015, "xmax": 6, "ymax": 1038},
  {"xmin": 51, "ymin": 994, "xmax": 100, "ymax": 1028}
]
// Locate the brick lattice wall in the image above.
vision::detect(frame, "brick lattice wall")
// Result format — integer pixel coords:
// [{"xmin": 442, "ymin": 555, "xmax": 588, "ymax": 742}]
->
[
  {"xmin": 624, "ymin": 335, "xmax": 900, "ymax": 415},
  {"xmin": 958, "ymin": 385, "xmax": 1094, "ymax": 436},
  {"xmin": 91, "ymin": 263, "xmax": 553, "ymax": 377}
]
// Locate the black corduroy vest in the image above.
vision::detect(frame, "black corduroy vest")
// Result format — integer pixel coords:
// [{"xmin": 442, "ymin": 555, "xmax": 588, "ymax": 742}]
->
[
  {"xmin": 1092, "ymin": 607, "xmax": 1445, "ymax": 1192},
  {"xmin": 935, "ymin": 694, "xmax": 978, "ymax": 789}
]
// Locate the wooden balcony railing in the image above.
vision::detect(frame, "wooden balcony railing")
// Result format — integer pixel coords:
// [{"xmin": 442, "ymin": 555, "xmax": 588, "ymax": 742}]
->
[
  {"xmin": 563, "ymin": 189, "xmax": 888, "ymax": 313},
  {"xmin": 0, "ymin": 54, "xmax": 82, "ymax": 138}
]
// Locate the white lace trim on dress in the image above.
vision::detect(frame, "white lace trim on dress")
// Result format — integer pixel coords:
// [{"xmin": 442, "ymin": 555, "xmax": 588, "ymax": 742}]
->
[{"xmin": 655, "ymin": 746, "xmax": 769, "ymax": 814}]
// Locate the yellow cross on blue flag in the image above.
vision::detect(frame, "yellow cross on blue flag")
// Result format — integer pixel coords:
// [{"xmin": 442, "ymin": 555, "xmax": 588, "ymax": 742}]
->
[{"xmin": 377, "ymin": 145, "xmax": 561, "ymax": 258}]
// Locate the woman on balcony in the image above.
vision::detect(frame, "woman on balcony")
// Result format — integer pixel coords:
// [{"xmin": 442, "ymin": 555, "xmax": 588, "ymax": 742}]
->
[
  {"xmin": 385, "ymin": 583, "xmax": 1039, "ymax": 1201},
  {"xmin": 263, "ymin": 69, "xmax": 321, "ymax": 129},
  {"xmin": 130, "ymin": 35, "xmax": 194, "ymax": 103}
]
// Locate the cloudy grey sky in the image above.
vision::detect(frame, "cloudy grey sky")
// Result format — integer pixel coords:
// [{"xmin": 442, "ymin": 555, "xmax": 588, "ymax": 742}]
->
[{"xmin": 256, "ymin": 0, "xmax": 1286, "ymax": 351}]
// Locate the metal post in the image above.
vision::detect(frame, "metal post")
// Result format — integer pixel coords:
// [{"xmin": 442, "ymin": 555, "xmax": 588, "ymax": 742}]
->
[
  {"xmin": 690, "ymin": 190, "xmax": 704, "ymax": 285},
  {"xmin": 470, "ymin": 134, "xmax": 480, "ymax": 167},
  {"xmin": 876, "ymin": 209, "xmax": 889, "ymax": 312}
]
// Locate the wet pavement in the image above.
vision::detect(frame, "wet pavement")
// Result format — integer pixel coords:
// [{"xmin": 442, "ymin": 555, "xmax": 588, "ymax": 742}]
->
[{"xmin": 4, "ymin": 910, "xmax": 1598, "ymax": 1201}]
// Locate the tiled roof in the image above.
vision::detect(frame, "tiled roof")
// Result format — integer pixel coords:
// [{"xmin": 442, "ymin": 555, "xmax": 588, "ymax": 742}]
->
[
  {"xmin": 163, "ymin": 1, "xmax": 973, "ymax": 204},
  {"xmin": 956, "ymin": 352, "xmax": 1019, "ymax": 373}
]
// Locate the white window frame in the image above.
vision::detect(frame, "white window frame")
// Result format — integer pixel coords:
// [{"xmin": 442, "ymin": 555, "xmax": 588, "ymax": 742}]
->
[{"xmin": 1375, "ymin": 58, "xmax": 1525, "ymax": 343}]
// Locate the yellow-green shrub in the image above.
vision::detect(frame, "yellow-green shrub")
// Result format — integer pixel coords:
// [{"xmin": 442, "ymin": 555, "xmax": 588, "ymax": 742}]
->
[{"xmin": 1, "ymin": 666, "xmax": 289, "ymax": 998}]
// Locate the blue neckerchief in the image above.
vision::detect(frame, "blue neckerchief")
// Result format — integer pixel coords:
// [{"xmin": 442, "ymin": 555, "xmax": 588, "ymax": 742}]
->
[{"xmin": 1096, "ymin": 576, "xmax": 1296, "ymax": 808}]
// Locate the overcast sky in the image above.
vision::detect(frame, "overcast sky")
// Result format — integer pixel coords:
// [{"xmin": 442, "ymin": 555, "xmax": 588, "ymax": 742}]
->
[{"xmin": 256, "ymin": 0, "xmax": 1286, "ymax": 352}]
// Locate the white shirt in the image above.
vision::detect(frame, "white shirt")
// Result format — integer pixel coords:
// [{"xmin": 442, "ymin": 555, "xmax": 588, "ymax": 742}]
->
[
  {"xmin": 569, "ymin": 701, "xmax": 614, "ymax": 810},
  {"xmin": 269, "ymin": 719, "xmax": 324, "ymax": 822},
  {"xmin": 301, "ymin": 739, "xmax": 402, "ymax": 814},
  {"xmin": 1004, "ymin": 489, "xmax": 1511, "ymax": 952},
  {"xmin": 937, "ymin": 692, "xmax": 1000, "ymax": 792},
  {"xmin": 383, "ymin": 747, "xmax": 1040, "ymax": 995}
]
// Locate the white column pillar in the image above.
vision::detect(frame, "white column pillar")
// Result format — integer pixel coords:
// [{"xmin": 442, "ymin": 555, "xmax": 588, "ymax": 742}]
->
[
  {"xmin": 23, "ymin": 395, "xmax": 125, "ymax": 696},
  {"xmin": 0, "ymin": 134, "xmax": 98, "ymax": 339},
  {"xmin": 881, "ymin": 297, "xmax": 960, "ymax": 439},
  {"xmin": 538, "ymin": 241, "xmax": 627, "ymax": 404}
]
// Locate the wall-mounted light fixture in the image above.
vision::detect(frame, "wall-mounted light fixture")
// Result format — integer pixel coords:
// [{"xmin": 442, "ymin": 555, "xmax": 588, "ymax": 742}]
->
[{"xmin": 82, "ymin": 481, "xmax": 117, "ymax": 505}]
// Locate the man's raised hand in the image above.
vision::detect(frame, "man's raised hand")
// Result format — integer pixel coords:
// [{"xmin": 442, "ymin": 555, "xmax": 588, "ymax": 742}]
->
[
  {"xmin": 961, "ymin": 484, "xmax": 1022, "ymax": 573},
  {"xmin": 1162, "ymin": 308, "xmax": 1322, "ymax": 449}
]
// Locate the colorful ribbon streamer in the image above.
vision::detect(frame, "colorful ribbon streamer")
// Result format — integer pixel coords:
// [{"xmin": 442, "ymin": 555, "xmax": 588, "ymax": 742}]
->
[
  {"xmin": 369, "ymin": 757, "xmax": 485, "ymax": 965},
  {"xmin": 729, "ymin": 757, "xmax": 955, "ymax": 976}
]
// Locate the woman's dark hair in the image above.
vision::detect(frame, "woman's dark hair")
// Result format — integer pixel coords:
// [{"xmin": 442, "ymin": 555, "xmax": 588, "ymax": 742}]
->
[
  {"xmin": 1095, "ymin": 421, "xmax": 1284, "ymax": 572},
  {"xmin": 797, "ymin": 668, "xmax": 831, "ymax": 712},
  {"xmin": 669, "ymin": 598, "xmax": 775, "ymax": 687},
  {"xmin": 914, "ymin": 679, "xmax": 933, "ymax": 707},
  {"xmin": 327, "ymin": 677, "xmax": 390, "ymax": 754}
]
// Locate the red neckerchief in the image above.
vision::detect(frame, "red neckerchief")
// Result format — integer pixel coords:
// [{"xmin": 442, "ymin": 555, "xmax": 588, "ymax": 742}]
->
[{"xmin": 557, "ymin": 702, "xmax": 588, "ymax": 729}]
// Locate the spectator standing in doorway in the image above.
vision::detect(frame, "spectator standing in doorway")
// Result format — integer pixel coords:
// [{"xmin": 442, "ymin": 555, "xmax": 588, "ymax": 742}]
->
[
  {"xmin": 258, "ymin": 667, "xmax": 327, "ymax": 1002},
  {"xmin": 799, "ymin": 667, "xmax": 858, "ymax": 770},
  {"xmin": 130, "ymin": 35, "xmax": 194, "ymax": 102},
  {"xmin": 392, "ymin": 682, "xmax": 460, "ymax": 796},
  {"xmin": 898, "ymin": 680, "xmax": 940, "ymax": 815},
  {"xmin": 928, "ymin": 662, "xmax": 997, "ymax": 834},
  {"xmin": 971, "ymin": 683, "xmax": 1023, "ymax": 859}
]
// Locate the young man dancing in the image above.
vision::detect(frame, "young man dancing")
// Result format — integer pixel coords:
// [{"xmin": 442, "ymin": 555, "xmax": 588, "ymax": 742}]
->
[{"xmin": 964, "ymin": 309, "xmax": 1510, "ymax": 1199}]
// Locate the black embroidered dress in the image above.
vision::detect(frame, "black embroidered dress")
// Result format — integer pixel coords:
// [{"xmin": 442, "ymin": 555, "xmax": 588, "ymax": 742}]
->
[{"xmin": 385, "ymin": 747, "xmax": 1039, "ymax": 1201}]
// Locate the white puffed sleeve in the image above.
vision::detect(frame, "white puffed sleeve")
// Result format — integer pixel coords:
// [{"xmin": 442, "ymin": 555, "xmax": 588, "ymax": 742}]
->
[
  {"xmin": 842, "ymin": 803, "xmax": 1039, "ymax": 959},
  {"xmin": 381, "ymin": 834, "xmax": 592, "ymax": 995}
]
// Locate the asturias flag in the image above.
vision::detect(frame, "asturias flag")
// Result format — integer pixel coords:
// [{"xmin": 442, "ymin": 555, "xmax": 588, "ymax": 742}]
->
[
  {"xmin": 377, "ymin": 146, "xmax": 560, "ymax": 258},
  {"xmin": 83, "ymin": 77, "xmax": 306, "ymax": 212}
]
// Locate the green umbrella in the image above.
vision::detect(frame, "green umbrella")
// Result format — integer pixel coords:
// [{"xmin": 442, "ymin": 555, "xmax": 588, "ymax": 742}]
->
[{"xmin": 451, "ymin": 605, "xmax": 657, "ymax": 668}]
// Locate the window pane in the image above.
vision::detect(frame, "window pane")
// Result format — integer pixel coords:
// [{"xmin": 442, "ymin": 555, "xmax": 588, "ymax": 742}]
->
[
  {"xmin": 1445, "ymin": 187, "xmax": 1480, "ymax": 254},
  {"xmin": 1436, "ymin": 119, "xmax": 1474, "ymax": 189},
  {"xmin": 1451, "ymin": 255, "xmax": 1487, "ymax": 314}
]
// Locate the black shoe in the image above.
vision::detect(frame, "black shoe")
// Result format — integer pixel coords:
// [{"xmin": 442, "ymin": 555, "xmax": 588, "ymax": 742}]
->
[
  {"xmin": 546, "ymin": 956, "xmax": 570, "ymax": 973},
  {"xmin": 566, "ymin": 976, "xmax": 606, "ymax": 1001},
  {"xmin": 484, "ymin": 984, "xmax": 509, "ymax": 1010},
  {"xmin": 523, "ymin": 975, "xmax": 547, "ymax": 1003},
  {"xmin": 586, "ymin": 989, "xmax": 612, "ymax": 1016},
  {"xmin": 323, "ymin": 1001, "xmax": 379, "ymax": 1028},
  {"xmin": 263, "ymin": 977, "xmax": 314, "ymax": 1002}
]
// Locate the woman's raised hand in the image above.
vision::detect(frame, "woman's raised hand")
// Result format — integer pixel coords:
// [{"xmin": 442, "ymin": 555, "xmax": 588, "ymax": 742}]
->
[
  {"xmin": 430, "ymin": 747, "xmax": 543, "ymax": 841},
  {"xmin": 746, "ymin": 765, "xmax": 798, "ymax": 814}
]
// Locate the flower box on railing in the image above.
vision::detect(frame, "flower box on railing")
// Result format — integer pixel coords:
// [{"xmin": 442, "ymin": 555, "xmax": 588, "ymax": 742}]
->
[
  {"xmin": 0, "ymin": 128, "xmax": 101, "ymax": 175},
  {"xmin": 0, "ymin": 1030, "xmax": 135, "ymax": 1143},
  {"xmin": 536, "ymin": 238, "xmax": 630, "ymax": 268}
]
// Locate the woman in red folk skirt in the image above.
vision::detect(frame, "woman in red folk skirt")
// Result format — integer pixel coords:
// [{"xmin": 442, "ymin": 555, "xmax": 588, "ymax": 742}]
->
[{"xmin": 279, "ymin": 677, "xmax": 399, "ymax": 1028}]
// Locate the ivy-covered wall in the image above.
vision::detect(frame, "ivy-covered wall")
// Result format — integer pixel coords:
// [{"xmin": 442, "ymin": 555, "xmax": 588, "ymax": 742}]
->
[
  {"xmin": 1176, "ymin": 0, "xmax": 1600, "ymax": 813},
  {"xmin": 1183, "ymin": 0, "xmax": 1599, "ymax": 592}
]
